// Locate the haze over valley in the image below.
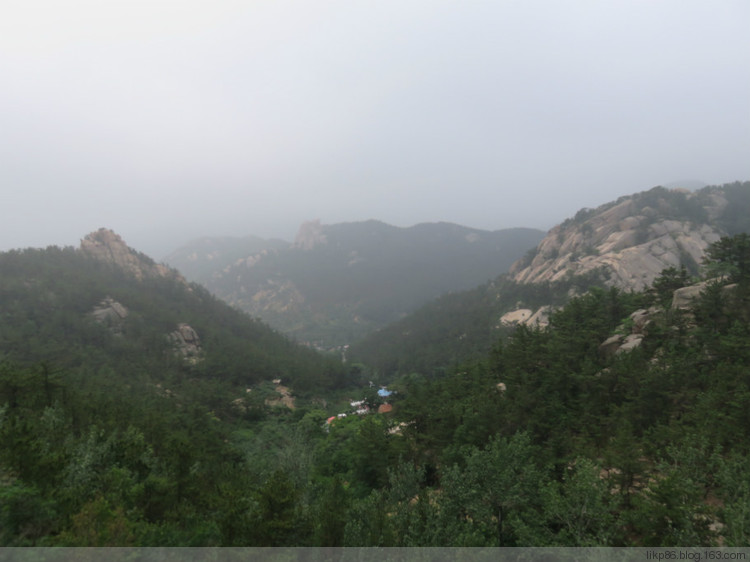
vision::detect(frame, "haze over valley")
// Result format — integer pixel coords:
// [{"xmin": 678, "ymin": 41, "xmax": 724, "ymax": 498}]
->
[
  {"xmin": 2, "ymin": 0, "xmax": 750, "ymax": 548},
  {"xmin": 2, "ymin": 179, "xmax": 750, "ymax": 547}
]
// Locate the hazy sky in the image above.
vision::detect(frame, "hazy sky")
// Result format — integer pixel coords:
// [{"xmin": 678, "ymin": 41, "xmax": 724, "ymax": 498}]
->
[{"xmin": 2, "ymin": 1, "xmax": 749, "ymax": 257}]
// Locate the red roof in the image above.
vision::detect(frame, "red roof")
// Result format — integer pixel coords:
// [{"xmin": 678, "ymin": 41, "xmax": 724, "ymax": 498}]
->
[{"xmin": 377, "ymin": 403, "xmax": 393, "ymax": 414}]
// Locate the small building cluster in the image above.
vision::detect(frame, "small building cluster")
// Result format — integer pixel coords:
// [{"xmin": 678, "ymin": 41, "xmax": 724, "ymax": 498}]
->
[{"xmin": 325, "ymin": 387, "xmax": 395, "ymax": 428}]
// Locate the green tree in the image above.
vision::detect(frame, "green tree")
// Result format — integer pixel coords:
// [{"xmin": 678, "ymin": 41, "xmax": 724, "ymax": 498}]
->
[
  {"xmin": 539, "ymin": 458, "xmax": 616, "ymax": 545},
  {"xmin": 717, "ymin": 452, "xmax": 750, "ymax": 546},
  {"xmin": 703, "ymin": 233, "xmax": 750, "ymax": 285},
  {"xmin": 441, "ymin": 433, "xmax": 548, "ymax": 546},
  {"xmin": 250, "ymin": 469, "xmax": 304, "ymax": 546},
  {"xmin": 650, "ymin": 266, "xmax": 691, "ymax": 308},
  {"xmin": 311, "ymin": 475, "xmax": 349, "ymax": 546}
]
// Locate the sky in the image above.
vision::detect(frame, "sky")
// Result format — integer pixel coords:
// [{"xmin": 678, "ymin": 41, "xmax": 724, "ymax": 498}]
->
[{"xmin": 2, "ymin": 0, "xmax": 749, "ymax": 258}]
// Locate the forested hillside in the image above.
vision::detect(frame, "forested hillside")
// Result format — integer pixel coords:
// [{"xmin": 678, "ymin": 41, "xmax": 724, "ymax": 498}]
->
[
  {"xmin": 0, "ymin": 242, "xmax": 350, "ymax": 545},
  {"xmin": 2, "ymin": 233, "xmax": 749, "ymax": 546}
]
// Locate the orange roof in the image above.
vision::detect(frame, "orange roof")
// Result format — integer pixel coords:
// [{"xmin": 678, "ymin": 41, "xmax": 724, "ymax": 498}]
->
[{"xmin": 377, "ymin": 403, "xmax": 393, "ymax": 414}]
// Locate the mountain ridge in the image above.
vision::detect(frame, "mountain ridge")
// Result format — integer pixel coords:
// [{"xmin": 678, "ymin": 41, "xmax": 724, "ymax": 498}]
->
[
  {"xmin": 164, "ymin": 220, "xmax": 545, "ymax": 348},
  {"xmin": 348, "ymin": 181, "xmax": 750, "ymax": 376},
  {"xmin": 508, "ymin": 184, "xmax": 741, "ymax": 291}
]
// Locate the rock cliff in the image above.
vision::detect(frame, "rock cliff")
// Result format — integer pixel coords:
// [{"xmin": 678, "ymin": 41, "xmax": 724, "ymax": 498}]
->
[{"xmin": 509, "ymin": 186, "xmax": 737, "ymax": 292}]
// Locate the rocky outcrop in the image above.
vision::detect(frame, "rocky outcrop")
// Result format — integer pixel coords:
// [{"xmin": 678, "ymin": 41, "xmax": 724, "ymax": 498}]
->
[
  {"xmin": 80, "ymin": 228, "xmax": 184, "ymax": 283},
  {"xmin": 169, "ymin": 323, "xmax": 202, "ymax": 362},
  {"xmin": 91, "ymin": 297, "xmax": 129, "ymax": 334},
  {"xmin": 599, "ymin": 306, "xmax": 662, "ymax": 356},
  {"xmin": 499, "ymin": 305, "xmax": 554, "ymax": 329},
  {"xmin": 526, "ymin": 306, "xmax": 554, "ymax": 328},
  {"xmin": 92, "ymin": 297, "xmax": 128, "ymax": 322},
  {"xmin": 499, "ymin": 309, "xmax": 533, "ymax": 326},
  {"xmin": 671, "ymin": 281, "xmax": 712, "ymax": 310},
  {"xmin": 670, "ymin": 280, "xmax": 738, "ymax": 318},
  {"xmin": 510, "ymin": 187, "xmax": 729, "ymax": 292}
]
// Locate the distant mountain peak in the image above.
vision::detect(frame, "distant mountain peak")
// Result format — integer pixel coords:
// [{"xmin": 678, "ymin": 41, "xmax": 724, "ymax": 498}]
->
[{"xmin": 294, "ymin": 219, "xmax": 327, "ymax": 250}]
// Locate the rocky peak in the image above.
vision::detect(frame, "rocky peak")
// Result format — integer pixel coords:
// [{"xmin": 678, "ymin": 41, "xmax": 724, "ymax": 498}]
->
[
  {"xmin": 80, "ymin": 228, "xmax": 183, "ymax": 282},
  {"xmin": 510, "ymin": 186, "xmax": 731, "ymax": 292},
  {"xmin": 294, "ymin": 220, "xmax": 327, "ymax": 250}
]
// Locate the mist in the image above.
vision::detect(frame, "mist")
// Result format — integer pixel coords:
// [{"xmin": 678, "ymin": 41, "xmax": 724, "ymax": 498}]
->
[{"xmin": 2, "ymin": 1, "xmax": 749, "ymax": 258}]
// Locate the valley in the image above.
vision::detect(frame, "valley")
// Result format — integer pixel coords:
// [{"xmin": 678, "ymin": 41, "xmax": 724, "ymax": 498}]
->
[
  {"xmin": 1, "ymin": 181, "xmax": 749, "ymax": 546},
  {"xmin": 164, "ymin": 220, "xmax": 545, "ymax": 349}
]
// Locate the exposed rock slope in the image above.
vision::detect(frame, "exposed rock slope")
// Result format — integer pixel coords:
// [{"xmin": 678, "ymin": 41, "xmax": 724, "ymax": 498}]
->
[
  {"xmin": 509, "ymin": 185, "xmax": 748, "ymax": 292},
  {"xmin": 81, "ymin": 228, "xmax": 186, "ymax": 283}
]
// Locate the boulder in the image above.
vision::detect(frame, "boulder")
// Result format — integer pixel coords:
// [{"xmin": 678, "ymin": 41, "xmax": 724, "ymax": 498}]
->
[
  {"xmin": 629, "ymin": 306, "xmax": 661, "ymax": 335},
  {"xmin": 169, "ymin": 323, "xmax": 202, "ymax": 360},
  {"xmin": 500, "ymin": 309, "xmax": 533, "ymax": 326},
  {"xmin": 617, "ymin": 334, "xmax": 643, "ymax": 354},
  {"xmin": 91, "ymin": 297, "xmax": 129, "ymax": 334},
  {"xmin": 671, "ymin": 281, "xmax": 710, "ymax": 310},
  {"xmin": 525, "ymin": 306, "xmax": 553, "ymax": 328},
  {"xmin": 599, "ymin": 334, "xmax": 624, "ymax": 356}
]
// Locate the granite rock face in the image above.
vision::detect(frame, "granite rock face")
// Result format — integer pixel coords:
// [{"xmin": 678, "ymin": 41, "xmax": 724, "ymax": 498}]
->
[
  {"xmin": 510, "ymin": 187, "xmax": 729, "ymax": 292},
  {"xmin": 671, "ymin": 281, "xmax": 712, "ymax": 310},
  {"xmin": 80, "ymin": 228, "xmax": 184, "ymax": 283}
]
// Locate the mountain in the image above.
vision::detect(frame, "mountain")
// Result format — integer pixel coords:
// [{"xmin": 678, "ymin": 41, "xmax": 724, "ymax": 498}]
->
[
  {"xmin": 0, "ymin": 229, "xmax": 347, "ymax": 394},
  {"xmin": 0, "ymin": 228, "xmax": 362, "ymax": 545},
  {"xmin": 349, "ymin": 181, "xmax": 750, "ymax": 376},
  {"xmin": 164, "ymin": 220, "xmax": 545, "ymax": 349},
  {"xmin": 163, "ymin": 234, "xmax": 289, "ymax": 285},
  {"xmin": 3, "ymin": 226, "xmax": 750, "ymax": 546},
  {"xmin": 510, "ymin": 183, "xmax": 750, "ymax": 291}
]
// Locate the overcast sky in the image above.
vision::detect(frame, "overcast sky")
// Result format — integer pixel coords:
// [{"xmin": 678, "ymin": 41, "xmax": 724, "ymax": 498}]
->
[{"xmin": 2, "ymin": 0, "xmax": 749, "ymax": 257}]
